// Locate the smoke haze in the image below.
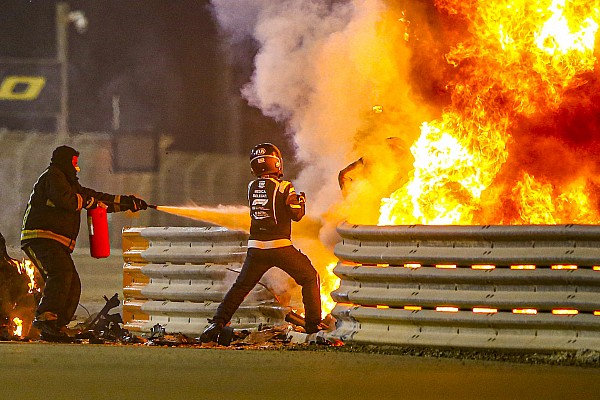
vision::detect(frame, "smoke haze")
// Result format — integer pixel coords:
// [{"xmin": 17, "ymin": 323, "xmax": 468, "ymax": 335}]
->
[
  {"xmin": 211, "ymin": 0, "xmax": 600, "ymax": 232},
  {"xmin": 210, "ymin": 0, "xmax": 440, "ymax": 245}
]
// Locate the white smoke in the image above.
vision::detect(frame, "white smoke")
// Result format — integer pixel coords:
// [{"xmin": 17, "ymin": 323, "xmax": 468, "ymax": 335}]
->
[
  {"xmin": 212, "ymin": 0, "xmax": 384, "ymax": 198},
  {"xmin": 210, "ymin": 0, "xmax": 431, "ymax": 249}
]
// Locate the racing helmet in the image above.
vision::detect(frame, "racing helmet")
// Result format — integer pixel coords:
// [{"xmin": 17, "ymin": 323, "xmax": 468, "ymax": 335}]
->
[{"xmin": 250, "ymin": 143, "xmax": 283, "ymax": 177}]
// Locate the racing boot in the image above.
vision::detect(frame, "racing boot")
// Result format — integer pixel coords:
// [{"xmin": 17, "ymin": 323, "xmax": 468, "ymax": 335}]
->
[{"xmin": 199, "ymin": 320, "xmax": 224, "ymax": 343}]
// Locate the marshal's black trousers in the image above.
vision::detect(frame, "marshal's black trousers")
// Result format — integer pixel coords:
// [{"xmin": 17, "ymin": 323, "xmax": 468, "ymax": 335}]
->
[
  {"xmin": 22, "ymin": 239, "xmax": 81, "ymax": 327},
  {"xmin": 214, "ymin": 246, "xmax": 322, "ymax": 331}
]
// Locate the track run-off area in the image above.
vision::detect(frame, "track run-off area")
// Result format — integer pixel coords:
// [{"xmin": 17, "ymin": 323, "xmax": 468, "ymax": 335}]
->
[{"xmin": 2, "ymin": 341, "xmax": 600, "ymax": 399}]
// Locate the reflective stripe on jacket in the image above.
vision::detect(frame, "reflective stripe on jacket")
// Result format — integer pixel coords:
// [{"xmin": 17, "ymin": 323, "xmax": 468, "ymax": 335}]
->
[{"xmin": 21, "ymin": 165, "xmax": 120, "ymax": 251}]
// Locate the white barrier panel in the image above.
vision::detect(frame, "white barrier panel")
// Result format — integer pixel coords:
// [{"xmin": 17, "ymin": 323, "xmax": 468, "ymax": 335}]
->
[
  {"xmin": 122, "ymin": 227, "xmax": 288, "ymax": 336},
  {"xmin": 330, "ymin": 222, "xmax": 600, "ymax": 351}
]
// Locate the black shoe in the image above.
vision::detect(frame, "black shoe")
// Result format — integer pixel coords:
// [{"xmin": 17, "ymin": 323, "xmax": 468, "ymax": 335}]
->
[
  {"xmin": 200, "ymin": 321, "xmax": 224, "ymax": 343},
  {"xmin": 34, "ymin": 320, "xmax": 74, "ymax": 343}
]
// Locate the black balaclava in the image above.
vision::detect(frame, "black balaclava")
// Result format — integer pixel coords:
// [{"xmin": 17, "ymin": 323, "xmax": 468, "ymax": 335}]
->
[{"xmin": 50, "ymin": 145, "xmax": 79, "ymax": 183}]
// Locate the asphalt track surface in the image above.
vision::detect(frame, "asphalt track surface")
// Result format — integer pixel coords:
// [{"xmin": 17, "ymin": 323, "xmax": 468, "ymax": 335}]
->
[
  {"xmin": 4, "ymin": 251, "xmax": 599, "ymax": 399},
  {"xmin": 2, "ymin": 341, "xmax": 600, "ymax": 400}
]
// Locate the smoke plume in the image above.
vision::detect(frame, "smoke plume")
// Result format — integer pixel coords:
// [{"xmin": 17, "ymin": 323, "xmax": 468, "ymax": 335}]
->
[{"xmin": 210, "ymin": 0, "xmax": 436, "ymax": 245}]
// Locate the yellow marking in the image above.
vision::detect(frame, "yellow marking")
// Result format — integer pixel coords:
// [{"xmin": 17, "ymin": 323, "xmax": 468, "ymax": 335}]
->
[{"xmin": 0, "ymin": 76, "xmax": 46, "ymax": 100}]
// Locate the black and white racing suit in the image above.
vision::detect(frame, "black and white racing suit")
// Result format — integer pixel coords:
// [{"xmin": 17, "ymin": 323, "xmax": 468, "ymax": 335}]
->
[{"xmin": 212, "ymin": 176, "xmax": 322, "ymax": 332}]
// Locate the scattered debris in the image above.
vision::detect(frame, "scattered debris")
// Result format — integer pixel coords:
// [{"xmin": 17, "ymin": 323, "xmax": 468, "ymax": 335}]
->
[
  {"xmin": 71, "ymin": 293, "xmax": 129, "ymax": 344},
  {"xmin": 4, "ymin": 299, "xmax": 600, "ymax": 367},
  {"xmin": 148, "ymin": 323, "xmax": 166, "ymax": 339}
]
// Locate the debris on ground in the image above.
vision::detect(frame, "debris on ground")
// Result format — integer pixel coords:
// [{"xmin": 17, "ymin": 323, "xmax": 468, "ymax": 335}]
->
[{"xmin": 4, "ymin": 293, "xmax": 599, "ymax": 368}]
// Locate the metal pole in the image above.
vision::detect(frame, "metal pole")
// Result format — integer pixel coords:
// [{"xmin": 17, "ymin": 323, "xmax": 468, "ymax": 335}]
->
[
  {"xmin": 56, "ymin": 2, "xmax": 69, "ymax": 139},
  {"xmin": 112, "ymin": 95, "xmax": 120, "ymax": 131}
]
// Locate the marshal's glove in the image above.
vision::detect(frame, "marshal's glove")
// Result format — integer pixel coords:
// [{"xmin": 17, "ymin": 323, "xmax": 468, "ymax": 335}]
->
[
  {"xmin": 84, "ymin": 196, "xmax": 98, "ymax": 210},
  {"xmin": 122, "ymin": 195, "xmax": 148, "ymax": 212},
  {"xmin": 297, "ymin": 192, "xmax": 306, "ymax": 204}
]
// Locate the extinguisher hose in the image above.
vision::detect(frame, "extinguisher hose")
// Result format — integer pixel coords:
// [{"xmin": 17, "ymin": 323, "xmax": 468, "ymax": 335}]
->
[{"xmin": 97, "ymin": 199, "xmax": 158, "ymax": 210}]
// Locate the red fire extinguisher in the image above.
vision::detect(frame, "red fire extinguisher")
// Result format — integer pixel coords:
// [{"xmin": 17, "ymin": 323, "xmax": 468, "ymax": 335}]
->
[{"xmin": 87, "ymin": 206, "xmax": 110, "ymax": 258}]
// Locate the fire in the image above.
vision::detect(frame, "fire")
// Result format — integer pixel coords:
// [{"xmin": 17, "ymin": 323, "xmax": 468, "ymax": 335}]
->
[
  {"xmin": 14, "ymin": 259, "xmax": 38, "ymax": 294},
  {"xmin": 12, "ymin": 317, "xmax": 22, "ymax": 337},
  {"xmin": 208, "ymin": 0, "xmax": 600, "ymax": 332},
  {"xmin": 320, "ymin": 262, "xmax": 340, "ymax": 316},
  {"xmin": 380, "ymin": 114, "xmax": 508, "ymax": 225},
  {"xmin": 377, "ymin": 0, "xmax": 600, "ymax": 226},
  {"xmin": 534, "ymin": 0, "xmax": 598, "ymax": 59}
]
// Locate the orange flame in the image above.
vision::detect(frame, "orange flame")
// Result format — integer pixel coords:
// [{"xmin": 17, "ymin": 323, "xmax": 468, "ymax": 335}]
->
[
  {"xmin": 12, "ymin": 317, "xmax": 23, "ymax": 337},
  {"xmin": 15, "ymin": 259, "xmax": 38, "ymax": 294},
  {"xmin": 376, "ymin": 0, "xmax": 600, "ymax": 225},
  {"xmin": 320, "ymin": 262, "xmax": 340, "ymax": 316}
]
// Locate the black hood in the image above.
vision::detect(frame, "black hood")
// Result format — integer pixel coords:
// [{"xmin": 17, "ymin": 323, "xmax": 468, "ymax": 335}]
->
[{"xmin": 50, "ymin": 145, "xmax": 79, "ymax": 182}]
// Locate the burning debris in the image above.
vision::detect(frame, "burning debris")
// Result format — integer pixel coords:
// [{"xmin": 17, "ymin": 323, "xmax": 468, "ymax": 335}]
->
[{"xmin": 0, "ymin": 234, "xmax": 39, "ymax": 340}]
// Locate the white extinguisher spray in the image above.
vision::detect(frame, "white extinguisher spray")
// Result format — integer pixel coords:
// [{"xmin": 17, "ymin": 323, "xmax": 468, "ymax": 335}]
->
[{"xmin": 87, "ymin": 205, "xmax": 110, "ymax": 258}]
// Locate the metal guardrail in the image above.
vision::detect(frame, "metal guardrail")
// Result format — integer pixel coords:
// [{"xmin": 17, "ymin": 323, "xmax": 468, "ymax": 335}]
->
[
  {"xmin": 122, "ymin": 227, "xmax": 288, "ymax": 336},
  {"xmin": 330, "ymin": 222, "xmax": 600, "ymax": 351}
]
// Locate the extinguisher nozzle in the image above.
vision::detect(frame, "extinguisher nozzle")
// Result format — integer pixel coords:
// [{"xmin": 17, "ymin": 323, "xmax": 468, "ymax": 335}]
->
[{"xmin": 148, "ymin": 204, "xmax": 158, "ymax": 209}]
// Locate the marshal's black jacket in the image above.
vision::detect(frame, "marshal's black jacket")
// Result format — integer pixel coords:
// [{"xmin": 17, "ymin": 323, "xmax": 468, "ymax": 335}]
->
[
  {"xmin": 21, "ymin": 165, "xmax": 129, "ymax": 252},
  {"xmin": 248, "ymin": 177, "xmax": 304, "ymax": 244}
]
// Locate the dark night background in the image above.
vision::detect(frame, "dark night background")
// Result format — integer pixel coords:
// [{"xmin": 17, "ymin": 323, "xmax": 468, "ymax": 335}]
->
[{"xmin": 0, "ymin": 0, "xmax": 288, "ymax": 154}]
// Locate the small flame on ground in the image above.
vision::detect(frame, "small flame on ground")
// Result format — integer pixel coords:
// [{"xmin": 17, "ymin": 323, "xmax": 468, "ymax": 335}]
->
[{"xmin": 12, "ymin": 317, "xmax": 23, "ymax": 337}]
